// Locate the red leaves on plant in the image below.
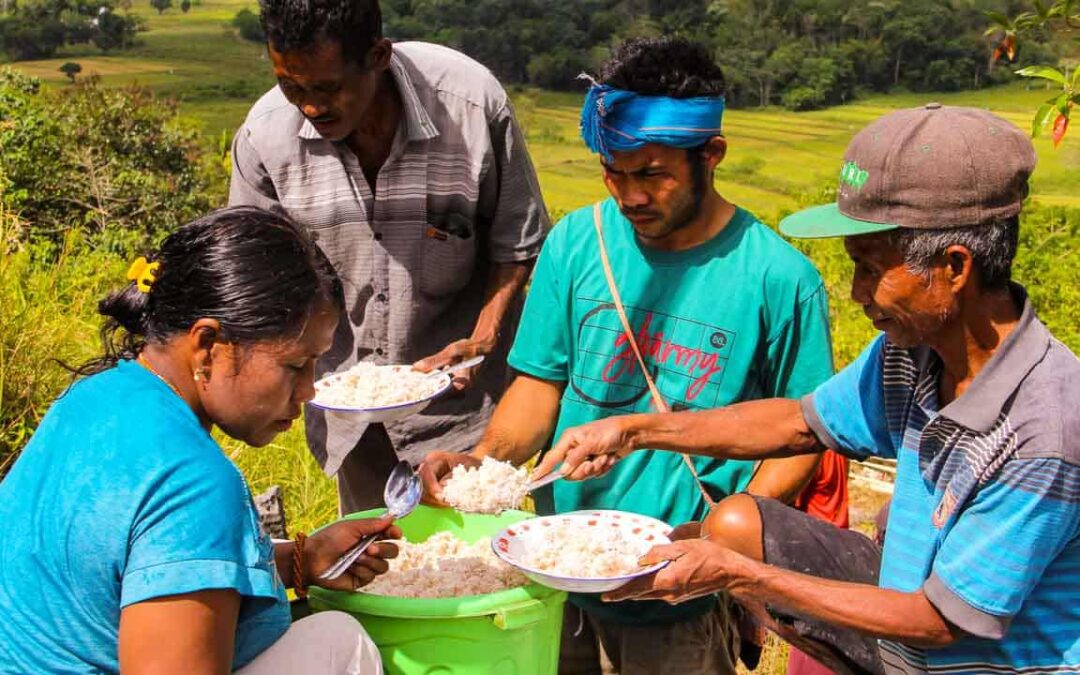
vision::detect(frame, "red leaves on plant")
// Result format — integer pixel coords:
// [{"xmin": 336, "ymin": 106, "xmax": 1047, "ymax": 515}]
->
[
  {"xmin": 1052, "ymin": 112, "xmax": 1069, "ymax": 148},
  {"xmin": 991, "ymin": 34, "xmax": 1016, "ymax": 66}
]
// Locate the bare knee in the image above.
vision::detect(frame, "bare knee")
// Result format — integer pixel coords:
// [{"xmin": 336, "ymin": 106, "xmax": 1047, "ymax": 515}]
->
[{"xmin": 701, "ymin": 493, "xmax": 764, "ymax": 560}]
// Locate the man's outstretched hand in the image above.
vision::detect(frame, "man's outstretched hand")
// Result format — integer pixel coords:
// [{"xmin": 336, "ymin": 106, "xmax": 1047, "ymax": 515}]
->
[{"xmin": 531, "ymin": 416, "xmax": 636, "ymax": 483}]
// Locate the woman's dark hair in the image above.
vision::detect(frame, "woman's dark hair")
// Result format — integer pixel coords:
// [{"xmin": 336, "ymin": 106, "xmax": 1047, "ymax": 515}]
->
[
  {"xmin": 78, "ymin": 206, "xmax": 344, "ymax": 375},
  {"xmin": 598, "ymin": 36, "xmax": 726, "ymax": 99},
  {"xmin": 259, "ymin": 0, "xmax": 382, "ymax": 67}
]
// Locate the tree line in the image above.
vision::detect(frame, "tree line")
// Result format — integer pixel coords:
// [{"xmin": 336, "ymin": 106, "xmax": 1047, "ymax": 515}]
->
[
  {"xmin": 0, "ymin": 0, "xmax": 144, "ymax": 61},
  {"xmin": 0, "ymin": 0, "xmax": 1065, "ymax": 108},
  {"xmin": 376, "ymin": 0, "xmax": 1058, "ymax": 109}
]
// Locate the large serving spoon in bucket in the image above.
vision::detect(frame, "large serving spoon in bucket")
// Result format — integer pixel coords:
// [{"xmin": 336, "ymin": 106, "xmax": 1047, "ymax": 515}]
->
[{"xmin": 318, "ymin": 460, "xmax": 421, "ymax": 582}]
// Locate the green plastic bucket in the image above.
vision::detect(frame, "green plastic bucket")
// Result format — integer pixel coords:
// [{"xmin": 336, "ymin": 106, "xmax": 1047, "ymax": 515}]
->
[{"xmin": 308, "ymin": 505, "xmax": 566, "ymax": 675}]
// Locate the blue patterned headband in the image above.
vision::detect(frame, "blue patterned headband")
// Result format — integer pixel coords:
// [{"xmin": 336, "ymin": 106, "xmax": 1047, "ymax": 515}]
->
[{"xmin": 579, "ymin": 80, "xmax": 726, "ymax": 160}]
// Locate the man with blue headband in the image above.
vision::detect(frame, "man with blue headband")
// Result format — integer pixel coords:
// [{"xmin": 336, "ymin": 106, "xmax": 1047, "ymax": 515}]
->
[{"xmin": 421, "ymin": 37, "xmax": 843, "ymax": 673}]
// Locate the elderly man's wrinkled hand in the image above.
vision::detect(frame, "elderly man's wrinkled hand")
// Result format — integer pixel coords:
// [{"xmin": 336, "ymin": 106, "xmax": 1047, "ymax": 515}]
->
[
  {"xmin": 602, "ymin": 539, "xmax": 749, "ymax": 605},
  {"xmin": 413, "ymin": 338, "xmax": 492, "ymax": 391},
  {"xmin": 532, "ymin": 417, "xmax": 634, "ymax": 482},
  {"xmin": 418, "ymin": 451, "xmax": 482, "ymax": 507}
]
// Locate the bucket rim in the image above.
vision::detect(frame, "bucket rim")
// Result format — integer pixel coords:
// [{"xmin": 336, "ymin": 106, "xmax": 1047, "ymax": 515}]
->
[{"xmin": 309, "ymin": 582, "xmax": 565, "ymax": 620}]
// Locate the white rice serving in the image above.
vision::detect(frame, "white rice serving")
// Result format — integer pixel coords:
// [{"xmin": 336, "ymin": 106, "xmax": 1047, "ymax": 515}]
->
[
  {"xmin": 362, "ymin": 531, "xmax": 528, "ymax": 598},
  {"xmin": 314, "ymin": 363, "xmax": 444, "ymax": 409},
  {"xmin": 442, "ymin": 457, "xmax": 530, "ymax": 514},
  {"xmin": 522, "ymin": 521, "xmax": 647, "ymax": 578}
]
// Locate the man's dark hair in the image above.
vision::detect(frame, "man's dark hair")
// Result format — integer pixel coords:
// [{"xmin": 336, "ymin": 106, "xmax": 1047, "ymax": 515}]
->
[
  {"xmin": 598, "ymin": 36, "xmax": 726, "ymax": 99},
  {"xmin": 258, "ymin": 0, "xmax": 382, "ymax": 66},
  {"xmin": 599, "ymin": 36, "xmax": 725, "ymax": 196}
]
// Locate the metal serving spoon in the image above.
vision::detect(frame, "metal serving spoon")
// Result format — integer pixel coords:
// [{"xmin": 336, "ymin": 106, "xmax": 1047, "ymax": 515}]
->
[
  {"xmin": 524, "ymin": 470, "xmax": 563, "ymax": 493},
  {"xmin": 423, "ymin": 355, "xmax": 485, "ymax": 384},
  {"xmin": 318, "ymin": 460, "xmax": 421, "ymax": 582}
]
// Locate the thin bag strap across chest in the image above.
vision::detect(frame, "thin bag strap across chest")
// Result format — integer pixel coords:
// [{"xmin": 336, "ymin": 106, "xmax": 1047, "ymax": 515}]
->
[{"xmin": 590, "ymin": 202, "xmax": 717, "ymax": 508}]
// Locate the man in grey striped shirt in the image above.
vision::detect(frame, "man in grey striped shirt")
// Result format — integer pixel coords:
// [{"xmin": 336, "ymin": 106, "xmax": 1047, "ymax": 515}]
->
[{"xmin": 228, "ymin": 0, "xmax": 548, "ymax": 512}]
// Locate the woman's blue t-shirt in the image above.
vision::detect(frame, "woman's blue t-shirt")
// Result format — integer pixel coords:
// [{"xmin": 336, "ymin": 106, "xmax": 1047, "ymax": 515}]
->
[{"xmin": 0, "ymin": 360, "xmax": 290, "ymax": 673}]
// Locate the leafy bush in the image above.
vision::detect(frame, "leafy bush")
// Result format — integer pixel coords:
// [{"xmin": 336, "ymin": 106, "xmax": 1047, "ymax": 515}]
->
[
  {"xmin": 59, "ymin": 62, "xmax": 83, "ymax": 83},
  {"xmin": 526, "ymin": 48, "xmax": 591, "ymax": 90},
  {"xmin": 0, "ymin": 16, "xmax": 67, "ymax": 60},
  {"xmin": 0, "ymin": 65, "xmax": 230, "ymax": 477},
  {"xmin": 0, "ymin": 1, "xmax": 141, "ymax": 61},
  {"xmin": 1013, "ymin": 203, "xmax": 1080, "ymax": 350},
  {"xmin": 782, "ymin": 86, "xmax": 826, "ymax": 111},
  {"xmin": 0, "ymin": 224, "xmax": 126, "ymax": 477},
  {"xmin": 0, "ymin": 68, "xmax": 222, "ymax": 252},
  {"xmin": 232, "ymin": 9, "xmax": 265, "ymax": 43}
]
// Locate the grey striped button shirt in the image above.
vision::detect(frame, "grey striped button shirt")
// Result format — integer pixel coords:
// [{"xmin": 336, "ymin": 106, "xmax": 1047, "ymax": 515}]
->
[{"xmin": 228, "ymin": 41, "xmax": 549, "ymax": 475}]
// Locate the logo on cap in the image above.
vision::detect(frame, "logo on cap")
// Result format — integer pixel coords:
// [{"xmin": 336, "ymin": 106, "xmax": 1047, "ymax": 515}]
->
[{"xmin": 839, "ymin": 160, "xmax": 869, "ymax": 191}]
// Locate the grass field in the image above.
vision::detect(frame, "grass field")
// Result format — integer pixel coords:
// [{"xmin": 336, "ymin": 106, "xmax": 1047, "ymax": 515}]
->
[
  {"xmin": 3, "ymin": 5, "xmax": 1076, "ymax": 670},
  {"xmin": 8, "ymin": 0, "xmax": 1079, "ymax": 224}
]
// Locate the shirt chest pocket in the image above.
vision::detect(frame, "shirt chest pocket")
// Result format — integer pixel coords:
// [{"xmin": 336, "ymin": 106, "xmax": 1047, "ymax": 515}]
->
[{"xmin": 418, "ymin": 214, "xmax": 478, "ymax": 297}]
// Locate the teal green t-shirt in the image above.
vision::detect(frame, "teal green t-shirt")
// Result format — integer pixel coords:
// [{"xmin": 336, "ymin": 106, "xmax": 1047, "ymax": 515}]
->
[{"xmin": 508, "ymin": 198, "xmax": 833, "ymax": 624}]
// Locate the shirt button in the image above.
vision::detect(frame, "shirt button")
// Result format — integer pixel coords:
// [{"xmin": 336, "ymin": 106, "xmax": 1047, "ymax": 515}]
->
[
  {"xmin": 375, "ymin": 348, "xmax": 384, "ymax": 356},
  {"xmin": 373, "ymin": 232, "xmax": 383, "ymax": 241},
  {"xmin": 376, "ymin": 293, "xmax": 387, "ymax": 303}
]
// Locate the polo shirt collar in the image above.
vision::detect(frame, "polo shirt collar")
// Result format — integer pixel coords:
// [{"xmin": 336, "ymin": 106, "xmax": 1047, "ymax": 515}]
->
[
  {"xmin": 297, "ymin": 50, "xmax": 439, "ymax": 142},
  {"xmin": 939, "ymin": 284, "xmax": 1050, "ymax": 433}
]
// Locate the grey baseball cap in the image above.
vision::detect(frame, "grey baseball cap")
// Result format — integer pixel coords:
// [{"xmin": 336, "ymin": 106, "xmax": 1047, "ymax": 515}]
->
[{"xmin": 780, "ymin": 103, "xmax": 1037, "ymax": 239}]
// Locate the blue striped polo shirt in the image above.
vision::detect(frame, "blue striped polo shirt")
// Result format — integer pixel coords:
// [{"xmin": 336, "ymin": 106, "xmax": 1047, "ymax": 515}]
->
[{"xmin": 803, "ymin": 285, "xmax": 1080, "ymax": 673}]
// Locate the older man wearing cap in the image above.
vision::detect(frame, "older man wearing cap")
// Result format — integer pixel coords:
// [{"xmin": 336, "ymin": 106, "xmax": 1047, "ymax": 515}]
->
[{"xmin": 534, "ymin": 103, "xmax": 1080, "ymax": 674}]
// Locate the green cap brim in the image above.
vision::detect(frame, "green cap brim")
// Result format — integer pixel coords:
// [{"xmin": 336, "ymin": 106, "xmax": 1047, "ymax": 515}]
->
[{"xmin": 779, "ymin": 203, "xmax": 899, "ymax": 239}]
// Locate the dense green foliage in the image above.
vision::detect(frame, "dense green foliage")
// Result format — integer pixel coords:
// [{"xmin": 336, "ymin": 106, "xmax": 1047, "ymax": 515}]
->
[
  {"xmin": 0, "ymin": 224, "xmax": 125, "ymax": 476},
  {"xmin": 381, "ymin": 0, "xmax": 1058, "ymax": 108},
  {"xmin": 0, "ymin": 67, "xmax": 223, "ymax": 251},
  {"xmin": 231, "ymin": 7, "xmax": 263, "ymax": 43},
  {"xmin": 0, "ymin": 0, "xmax": 143, "ymax": 61},
  {"xmin": 990, "ymin": 0, "xmax": 1080, "ymax": 145},
  {"xmin": 0, "ymin": 67, "xmax": 227, "ymax": 476},
  {"xmin": 58, "ymin": 60, "xmax": 80, "ymax": 80}
]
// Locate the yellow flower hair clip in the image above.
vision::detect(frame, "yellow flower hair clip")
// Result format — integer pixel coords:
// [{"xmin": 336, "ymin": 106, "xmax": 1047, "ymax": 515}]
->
[{"xmin": 126, "ymin": 256, "xmax": 160, "ymax": 294}]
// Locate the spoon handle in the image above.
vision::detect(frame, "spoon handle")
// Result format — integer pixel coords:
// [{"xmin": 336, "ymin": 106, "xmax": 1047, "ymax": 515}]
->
[
  {"xmin": 525, "ymin": 471, "xmax": 562, "ymax": 493},
  {"xmin": 318, "ymin": 532, "xmax": 384, "ymax": 582},
  {"xmin": 439, "ymin": 355, "xmax": 485, "ymax": 377}
]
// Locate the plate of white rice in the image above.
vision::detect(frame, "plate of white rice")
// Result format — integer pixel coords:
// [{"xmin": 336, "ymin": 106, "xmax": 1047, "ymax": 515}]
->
[
  {"xmin": 491, "ymin": 510, "xmax": 672, "ymax": 593},
  {"xmin": 309, "ymin": 362, "xmax": 452, "ymax": 423}
]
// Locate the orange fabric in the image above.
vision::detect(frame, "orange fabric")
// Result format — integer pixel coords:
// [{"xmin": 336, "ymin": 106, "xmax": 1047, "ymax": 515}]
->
[{"xmin": 793, "ymin": 450, "xmax": 849, "ymax": 529}]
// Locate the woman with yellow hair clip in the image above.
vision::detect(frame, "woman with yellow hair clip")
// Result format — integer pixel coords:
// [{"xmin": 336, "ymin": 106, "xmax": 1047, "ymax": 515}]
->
[{"xmin": 0, "ymin": 207, "xmax": 394, "ymax": 674}]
